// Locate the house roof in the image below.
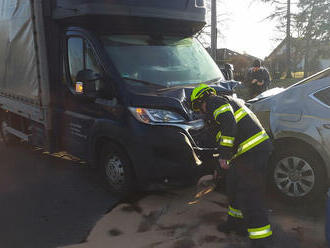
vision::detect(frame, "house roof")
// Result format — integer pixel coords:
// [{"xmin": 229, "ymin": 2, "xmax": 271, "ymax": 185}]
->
[
  {"xmin": 206, "ymin": 47, "xmax": 262, "ymax": 63},
  {"xmin": 266, "ymin": 38, "xmax": 287, "ymax": 59},
  {"xmin": 266, "ymin": 37, "xmax": 329, "ymax": 59}
]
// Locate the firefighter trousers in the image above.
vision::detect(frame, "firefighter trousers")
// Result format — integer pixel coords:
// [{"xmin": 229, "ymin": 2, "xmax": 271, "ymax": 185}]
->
[{"xmin": 225, "ymin": 151, "xmax": 272, "ymax": 240}]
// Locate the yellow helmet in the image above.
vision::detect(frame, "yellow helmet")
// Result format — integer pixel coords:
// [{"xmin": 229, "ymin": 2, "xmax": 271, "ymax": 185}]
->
[{"xmin": 190, "ymin": 84, "xmax": 216, "ymax": 111}]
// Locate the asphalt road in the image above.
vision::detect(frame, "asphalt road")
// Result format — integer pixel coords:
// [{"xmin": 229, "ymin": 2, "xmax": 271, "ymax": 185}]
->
[
  {"xmin": 0, "ymin": 141, "xmax": 327, "ymax": 248},
  {"xmin": 0, "ymin": 143, "xmax": 118, "ymax": 248}
]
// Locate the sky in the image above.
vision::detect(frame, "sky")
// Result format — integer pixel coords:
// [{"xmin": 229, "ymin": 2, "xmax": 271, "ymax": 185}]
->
[{"xmin": 206, "ymin": 0, "xmax": 286, "ymax": 59}]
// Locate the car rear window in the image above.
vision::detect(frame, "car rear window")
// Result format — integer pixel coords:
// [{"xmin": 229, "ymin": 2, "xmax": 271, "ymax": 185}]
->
[{"xmin": 314, "ymin": 87, "xmax": 330, "ymax": 107}]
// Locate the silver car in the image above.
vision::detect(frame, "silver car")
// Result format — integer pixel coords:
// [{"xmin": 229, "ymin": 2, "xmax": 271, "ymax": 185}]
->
[{"xmin": 248, "ymin": 68, "xmax": 330, "ymax": 201}]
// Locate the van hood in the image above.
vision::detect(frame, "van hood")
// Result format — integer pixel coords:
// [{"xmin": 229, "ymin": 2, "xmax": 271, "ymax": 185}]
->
[{"xmin": 127, "ymin": 84, "xmax": 233, "ymax": 120}]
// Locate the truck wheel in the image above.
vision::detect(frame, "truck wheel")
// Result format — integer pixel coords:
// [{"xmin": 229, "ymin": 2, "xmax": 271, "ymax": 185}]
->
[
  {"xmin": 269, "ymin": 146, "xmax": 326, "ymax": 202},
  {"xmin": 99, "ymin": 142, "xmax": 135, "ymax": 198},
  {"xmin": 0, "ymin": 120, "xmax": 19, "ymax": 145}
]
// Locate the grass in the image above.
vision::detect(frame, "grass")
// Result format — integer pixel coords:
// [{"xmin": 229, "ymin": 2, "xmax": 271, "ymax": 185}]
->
[{"xmin": 270, "ymin": 78, "xmax": 301, "ymax": 89}]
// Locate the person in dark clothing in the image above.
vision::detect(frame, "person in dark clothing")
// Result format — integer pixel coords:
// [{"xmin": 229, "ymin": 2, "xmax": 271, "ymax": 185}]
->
[
  {"xmin": 190, "ymin": 84, "xmax": 273, "ymax": 248},
  {"xmin": 246, "ymin": 59, "xmax": 271, "ymax": 98},
  {"xmin": 222, "ymin": 63, "xmax": 234, "ymax": 80}
]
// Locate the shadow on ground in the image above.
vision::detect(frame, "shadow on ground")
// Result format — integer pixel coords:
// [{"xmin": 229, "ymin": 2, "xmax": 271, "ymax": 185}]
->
[{"xmin": 0, "ymin": 143, "xmax": 118, "ymax": 248}]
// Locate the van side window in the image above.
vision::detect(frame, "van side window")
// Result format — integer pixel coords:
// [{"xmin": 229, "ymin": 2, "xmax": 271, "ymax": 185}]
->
[
  {"xmin": 67, "ymin": 37, "xmax": 83, "ymax": 85},
  {"xmin": 67, "ymin": 37, "xmax": 104, "ymax": 91},
  {"xmin": 85, "ymin": 42, "xmax": 104, "ymax": 91}
]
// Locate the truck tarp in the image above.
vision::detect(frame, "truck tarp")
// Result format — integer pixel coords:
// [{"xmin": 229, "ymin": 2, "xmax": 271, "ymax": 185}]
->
[{"xmin": 0, "ymin": 0, "xmax": 39, "ymax": 102}]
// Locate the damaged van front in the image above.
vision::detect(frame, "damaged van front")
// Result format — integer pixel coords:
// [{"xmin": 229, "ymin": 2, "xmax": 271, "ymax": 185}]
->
[
  {"xmin": 51, "ymin": 0, "xmax": 233, "ymax": 196},
  {"xmin": 96, "ymin": 33, "xmax": 230, "ymax": 193}
]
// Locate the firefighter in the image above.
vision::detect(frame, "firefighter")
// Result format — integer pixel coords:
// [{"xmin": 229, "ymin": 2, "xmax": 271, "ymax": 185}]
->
[{"xmin": 191, "ymin": 84, "xmax": 273, "ymax": 248}]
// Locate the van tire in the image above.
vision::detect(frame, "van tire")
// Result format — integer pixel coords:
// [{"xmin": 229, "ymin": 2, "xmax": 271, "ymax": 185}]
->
[
  {"xmin": 269, "ymin": 145, "xmax": 326, "ymax": 202},
  {"xmin": 99, "ymin": 142, "xmax": 135, "ymax": 198}
]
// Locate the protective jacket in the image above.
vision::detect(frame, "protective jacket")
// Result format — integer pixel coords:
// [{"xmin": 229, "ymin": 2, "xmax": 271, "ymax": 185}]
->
[
  {"xmin": 205, "ymin": 94, "xmax": 272, "ymax": 160},
  {"xmin": 247, "ymin": 66, "xmax": 271, "ymax": 88}
]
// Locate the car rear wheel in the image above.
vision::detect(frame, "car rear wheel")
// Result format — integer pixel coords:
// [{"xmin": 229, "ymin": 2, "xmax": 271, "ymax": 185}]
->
[
  {"xmin": 99, "ymin": 142, "xmax": 136, "ymax": 198},
  {"xmin": 269, "ymin": 145, "xmax": 326, "ymax": 202}
]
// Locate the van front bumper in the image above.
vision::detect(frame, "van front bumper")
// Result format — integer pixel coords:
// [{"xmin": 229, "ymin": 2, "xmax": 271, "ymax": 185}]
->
[{"xmin": 125, "ymin": 118, "xmax": 214, "ymax": 186}]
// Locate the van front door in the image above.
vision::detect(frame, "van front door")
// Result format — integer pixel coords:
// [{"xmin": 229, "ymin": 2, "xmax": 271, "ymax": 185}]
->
[{"xmin": 61, "ymin": 34, "xmax": 106, "ymax": 159}]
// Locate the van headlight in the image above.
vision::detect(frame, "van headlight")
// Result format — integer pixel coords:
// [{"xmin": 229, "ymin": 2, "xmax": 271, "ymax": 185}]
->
[{"xmin": 129, "ymin": 107, "xmax": 185, "ymax": 124}]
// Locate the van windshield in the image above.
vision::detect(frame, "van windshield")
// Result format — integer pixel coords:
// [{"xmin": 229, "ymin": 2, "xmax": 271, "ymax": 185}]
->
[{"xmin": 101, "ymin": 35, "xmax": 224, "ymax": 88}]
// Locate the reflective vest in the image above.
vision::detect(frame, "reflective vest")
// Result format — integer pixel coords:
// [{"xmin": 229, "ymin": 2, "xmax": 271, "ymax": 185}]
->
[{"xmin": 205, "ymin": 95, "xmax": 272, "ymax": 160}]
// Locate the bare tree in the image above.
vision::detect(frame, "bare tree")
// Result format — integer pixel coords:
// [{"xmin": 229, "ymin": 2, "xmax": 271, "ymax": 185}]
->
[
  {"xmin": 286, "ymin": 0, "xmax": 292, "ymax": 77},
  {"xmin": 258, "ymin": 0, "xmax": 294, "ymax": 78},
  {"xmin": 295, "ymin": 0, "xmax": 330, "ymax": 76},
  {"xmin": 196, "ymin": 0, "xmax": 228, "ymax": 50}
]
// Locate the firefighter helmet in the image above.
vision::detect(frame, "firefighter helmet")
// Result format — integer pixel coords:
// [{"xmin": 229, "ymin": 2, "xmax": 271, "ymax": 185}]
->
[{"xmin": 190, "ymin": 84, "xmax": 216, "ymax": 111}]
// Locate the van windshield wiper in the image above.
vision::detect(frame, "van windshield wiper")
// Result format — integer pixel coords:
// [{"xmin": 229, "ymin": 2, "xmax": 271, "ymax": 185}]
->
[
  {"xmin": 165, "ymin": 77, "xmax": 224, "ymax": 89},
  {"xmin": 201, "ymin": 77, "xmax": 223, "ymax": 84},
  {"xmin": 172, "ymin": 77, "xmax": 223, "ymax": 87},
  {"xmin": 122, "ymin": 77, "xmax": 164, "ymax": 88}
]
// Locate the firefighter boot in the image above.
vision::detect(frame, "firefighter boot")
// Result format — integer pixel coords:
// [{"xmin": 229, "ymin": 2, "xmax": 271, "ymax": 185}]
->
[
  {"xmin": 217, "ymin": 216, "xmax": 248, "ymax": 236},
  {"xmin": 250, "ymin": 237, "xmax": 274, "ymax": 248}
]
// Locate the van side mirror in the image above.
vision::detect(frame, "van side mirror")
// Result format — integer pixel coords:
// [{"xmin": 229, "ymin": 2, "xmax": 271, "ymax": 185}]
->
[{"xmin": 74, "ymin": 69, "xmax": 102, "ymax": 98}]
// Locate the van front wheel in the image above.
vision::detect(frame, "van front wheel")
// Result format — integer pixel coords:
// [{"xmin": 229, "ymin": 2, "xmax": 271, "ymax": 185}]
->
[{"xmin": 99, "ymin": 142, "xmax": 135, "ymax": 198}]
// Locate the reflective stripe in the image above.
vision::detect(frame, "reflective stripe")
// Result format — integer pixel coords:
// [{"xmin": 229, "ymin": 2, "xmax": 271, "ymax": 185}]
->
[
  {"xmin": 216, "ymin": 131, "xmax": 222, "ymax": 142},
  {"xmin": 228, "ymin": 206, "xmax": 243, "ymax": 218},
  {"xmin": 213, "ymin": 104, "xmax": 233, "ymax": 120},
  {"xmin": 248, "ymin": 225, "xmax": 272, "ymax": 239},
  {"xmin": 195, "ymin": 87, "xmax": 210, "ymax": 99},
  {"xmin": 220, "ymin": 136, "xmax": 235, "ymax": 147},
  {"xmin": 191, "ymin": 84, "xmax": 217, "ymax": 102},
  {"xmin": 234, "ymin": 107, "xmax": 248, "ymax": 123},
  {"xmin": 234, "ymin": 130, "xmax": 269, "ymax": 158}
]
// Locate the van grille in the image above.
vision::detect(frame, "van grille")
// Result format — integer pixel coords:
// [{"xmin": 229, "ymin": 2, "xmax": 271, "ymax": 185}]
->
[{"xmin": 189, "ymin": 121, "xmax": 217, "ymax": 148}]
